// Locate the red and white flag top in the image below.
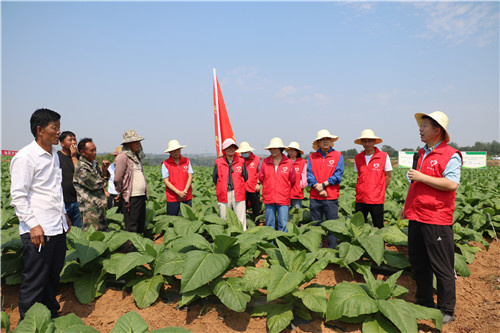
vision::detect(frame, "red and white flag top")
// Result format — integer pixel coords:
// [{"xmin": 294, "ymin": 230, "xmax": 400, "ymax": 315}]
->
[{"xmin": 213, "ymin": 68, "xmax": 235, "ymax": 157}]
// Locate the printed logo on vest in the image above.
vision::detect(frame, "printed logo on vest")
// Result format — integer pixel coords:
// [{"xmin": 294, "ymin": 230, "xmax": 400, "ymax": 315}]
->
[
  {"xmin": 328, "ymin": 160, "xmax": 335, "ymax": 167},
  {"xmin": 250, "ymin": 162, "xmax": 255, "ymax": 167},
  {"xmin": 430, "ymin": 160, "xmax": 437, "ymax": 167},
  {"xmin": 373, "ymin": 163, "xmax": 379, "ymax": 169},
  {"xmin": 236, "ymin": 166, "xmax": 242, "ymax": 172},
  {"xmin": 295, "ymin": 167, "xmax": 299, "ymax": 172},
  {"xmin": 281, "ymin": 166, "xmax": 288, "ymax": 173},
  {"xmin": 183, "ymin": 166, "xmax": 188, "ymax": 171}
]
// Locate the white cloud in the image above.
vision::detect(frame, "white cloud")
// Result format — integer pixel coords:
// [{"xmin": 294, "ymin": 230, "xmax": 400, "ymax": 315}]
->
[{"xmin": 415, "ymin": 2, "xmax": 499, "ymax": 47}]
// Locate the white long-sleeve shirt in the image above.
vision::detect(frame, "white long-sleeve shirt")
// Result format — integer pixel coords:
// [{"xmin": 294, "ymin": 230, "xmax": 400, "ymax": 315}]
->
[{"xmin": 10, "ymin": 140, "xmax": 68, "ymax": 236}]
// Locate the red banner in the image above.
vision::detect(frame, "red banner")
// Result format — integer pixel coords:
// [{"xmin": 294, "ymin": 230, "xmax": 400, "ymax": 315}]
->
[
  {"xmin": 213, "ymin": 69, "xmax": 235, "ymax": 157},
  {"xmin": 1, "ymin": 150, "xmax": 18, "ymax": 156}
]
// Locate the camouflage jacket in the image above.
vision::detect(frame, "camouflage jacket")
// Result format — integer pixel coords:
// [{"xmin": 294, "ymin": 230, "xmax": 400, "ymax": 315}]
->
[{"xmin": 73, "ymin": 157, "xmax": 109, "ymax": 212}]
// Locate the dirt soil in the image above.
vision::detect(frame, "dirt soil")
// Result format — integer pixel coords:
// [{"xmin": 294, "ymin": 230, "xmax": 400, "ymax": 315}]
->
[{"xmin": 2, "ymin": 239, "xmax": 499, "ymax": 333}]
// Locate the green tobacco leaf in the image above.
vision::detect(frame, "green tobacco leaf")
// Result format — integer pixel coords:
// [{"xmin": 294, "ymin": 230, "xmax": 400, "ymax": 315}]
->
[
  {"xmin": 338, "ymin": 242, "xmax": 364, "ymax": 266},
  {"xmin": 325, "ymin": 281, "xmax": 377, "ymax": 321},
  {"xmin": 203, "ymin": 213, "xmax": 227, "ymax": 226},
  {"xmin": 178, "ymin": 285, "xmax": 212, "ymax": 307},
  {"xmin": 129, "ymin": 233, "xmax": 157, "ymax": 255},
  {"xmin": 213, "ymin": 235, "xmax": 237, "ymax": 254},
  {"xmin": 456, "ymin": 243, "xmax": 482, "ymax": 264},
  {"xmin": 181, "ymin": 233, "xmax": 213, "ymax": 252},
  {"xmin": 375, "ymin": 283, "xmax": 392, "ymax": 300},
  {"xmin": 297, "ymin": 229, "xmax": 322, "ymax": 252},
  {"xmin": 14, "ymin": 303, "xmax": 51, "ymax": 333},
  {"xmin": 241, "ymin": 266, "xmax": 270, "ymax": 291},
  {"xmin": 409, "ymin": 303, "xmax": 443, "ymax": 330},
  {"xmin": 180, "ymin": 250, "xmax": 230, "ymax": 293},
  {"xmin": 111, "ymin": 311, "xmax": 148, "ymax": 333},
  {"xmin": 212, "ymin": 277, "xmax": 251, "ymax": 312},
  {"xmin": 376, "ymin": 299, "xmax": 417, "ymax": 333},
  {"xmin": 376, "ymin": 226, "xmax": 408, "ymax": 246},
  {"xmin": 322, "ymin": 219, "xmax": 350, "ymax": 237},
  {"xmin": 133, "ymin": 275, "xmax": 164, "ymax": 308},
  {"xmin": 276, "ymin": 239, "xmax": 292, "ymax": 270},
  {"xmin": 74, "ymin": 270, "xmax": 106, "ymax": 304},
  {"xmin": 173, "ymin": 219, "xmax": 203, "ymax": 237},
  {"xmin": 74, "ymin": 239, "xmax": 107, "ymax": 266},
  {"xmin": 266, "ymin": 303, "xmax": 294, "ymax": 333},
  {"xmin": 225, "ymin": 207, "xmax": 244, "ymax": 232},
  {"xmin": 154, "ymin": 250, "xmax": 186, "ymax": 276},
  {"xmin": 267, "ymin": 265, "xmax": 304, "ymax": 302},
  {"xmin": 1, "ymin": 311, "xmax": 10, "ymax": 333},
  {"xmin": 357, "ymin": 235, "xmax": 385, "ymax": 266},
  {"xmin": 383, "ymin": 251, "xmax": 410, "ymax": 269},
  {"xmin": 104, "ymin": 252, "xmax": 154, "ymax": 279},
  {"xmin": 362, "ymin": 314, "xmax": 398, "ymax": 333},
  {"xmin": 454, "ymin": 253, "xmax": 470, "ymax": 277},
  {"xmin": 106, "ymin": 231, "xmax": 134, "ymax": 251},
  {"xmin": 293, "ymin": 284, "xmax": 327, "ymax": 313},
  {"xmin": 151, "ymin": 327, "xmax": 193, "ymax": 333},
  {"xmin": 180, "ymin": 204, "xmax": 198, "ymax": 221},
  {"xmin": 53, "ymin": 313, "xmax": 100, "ymax": 333},
  {"xmin": 304, "ymin": 258, "xmax": 329, "ymax": 281}
]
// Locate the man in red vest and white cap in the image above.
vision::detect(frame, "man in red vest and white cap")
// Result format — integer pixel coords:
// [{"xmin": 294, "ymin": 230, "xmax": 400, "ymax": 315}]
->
[
  {"xmin": 401, "ymin": 111, "xmax": 462, "ymax": 324},
  {"xmin": 213, "ymin": 138, "xmax": 248, "ymax": 230},
  {"xmin": 353, "ymin": 129, "xmax": 392, "ymax": 228}
]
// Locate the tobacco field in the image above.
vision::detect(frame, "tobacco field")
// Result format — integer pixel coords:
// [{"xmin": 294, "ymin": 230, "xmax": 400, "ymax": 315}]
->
[{"xmin": 1, "ymin": 161, "xmax": 499, "ymax": 333}]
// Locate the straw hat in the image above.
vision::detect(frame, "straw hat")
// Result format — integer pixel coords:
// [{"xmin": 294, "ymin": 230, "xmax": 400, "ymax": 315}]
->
[
  {"xmin": 414, "ymin": 111, "xmax": 450, "ymax": 142},
  {"xmin": 164, "ymin": 139, "xmax": 186, "ymax": 153},
  {"xmin": 222, "ymin": 138, "xmax": 238, "ymax": 150},
  {"xmin": 312, "ymin": 129, "xmax": 338, "ymax": 150},
  {"xmin": 285, "ymin": 141, "xmax": 304, "ymax": 155},
  {"xmin": 236, "ymin": 141, "xmax": 255, "ymax": 153},
  {"xmin": 354, "ymin": 129, "xmax": 383, "ymax": 145},
  {"xmin": 112, "ymin": 146, "xmax": 122, "ymax": 156},
  {"xmin": 122, "ymin": 129, "xmax": 145, "ymax": 144},
  {"xmin": 264, "ymin": 137, "xmax": 286, "ymax": 150}
]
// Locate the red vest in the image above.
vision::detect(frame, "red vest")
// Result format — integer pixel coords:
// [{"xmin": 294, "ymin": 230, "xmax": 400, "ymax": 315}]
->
[
  {"xmin": 291, "ymin": 158, "xmax": 307, "ymax": 199},
  {"xmin": 244, "ymin": 153, "xmax": 261, "ymax": 193},
  {"xmin": 404, "ymin": 143, "xmax": 462, "ymax": 225},
  {"xmin": 259, "ymin": 155, "xmax": 296, "ymax": 205},
  {"xmin": 309, "ymin": 150, "xmax": 341, "ymax": 200},
  {"xmin": 162, "ymin": 156, "xmax": 192, "ymax": 202},
  {"xmin": 215, "ymin": 155, "xmax": 246, "ymax": 203},
  {"xmin": 355, "ymin": 148, "xmax": 388, "ymax": 204}
]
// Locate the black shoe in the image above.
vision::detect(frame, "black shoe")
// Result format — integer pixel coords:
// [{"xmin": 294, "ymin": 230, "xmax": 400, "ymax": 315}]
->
[{"xmin": 442, "ymin": 313, "xmax": 455, "ymax": 324}]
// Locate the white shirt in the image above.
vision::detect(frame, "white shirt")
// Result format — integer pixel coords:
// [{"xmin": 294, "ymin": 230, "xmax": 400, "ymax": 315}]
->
[
  {"xmin": 108, "ymin": 163, "xmax": 118, "ymax": 195},
  {"xmin": 10, "ymin": 140, "xmax": 68, "ymax": 236},
  {"xmin": 354, "ymin": 154, "xmax": 392, "ymax": 172}
]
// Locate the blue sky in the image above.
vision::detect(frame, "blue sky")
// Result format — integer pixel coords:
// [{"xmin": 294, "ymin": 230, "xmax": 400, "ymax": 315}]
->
[{"xmin": 2, "ymin": 1, "xmax": 499, "ymax": 156}]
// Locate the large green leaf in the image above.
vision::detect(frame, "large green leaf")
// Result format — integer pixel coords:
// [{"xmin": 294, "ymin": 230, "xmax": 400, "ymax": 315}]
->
[
  {"xmin": 111, "ymin": 311, "xmax": 148, "ymax": 333},
  {"xmin": 213, "ymin": 234, "xmax": 237, "ymax": 254},
  {"xmin": 297, "ymin": 229, "xmax": 322, "ymax": 252},
  {"xmin": 241, "ymin": 266, "xmax": 270, "ymax": 291},
  {"xmin": 106, "ymin": 231, "xmax": 134, "ymax": 251},
  {"xmin": 361, "ymin": 314, "xmax": 398, "ymax": 333},
  {"xmin": 383, "ymin": 251, "xmax": 410, "ymax": 269},
  {"xmin": 132, "ymin": 275, "xmax": 164, "ymax": 308},
  {"xmin": 376, "ymin": 299, "xmax": 417, "ymax": 333},
  {"xmin": 14, "ymin": 303, "xmax": 51, "ymax": 333},
  {"xmin": 1, "ymin": 311, "xmax": 10, "ymax": 333},
  {"xmin": 325, "ymin": 281, "xmax": 378, "ymax": 321},
  {"xmin": 53, "ymin": 313, "xmax": 100, "ymax": 333},
  {"xmin": 376, "ymin": 226, "xmax": 408, "ymax": 246},
  {"xmin": 103, "ymin": 252, "xmax": 154, "ymax": 279},
  {"xmin": 293, "ymin": 284, "xmax": 327, "ymax": 313},
  {"xmin": 322, "ymin": 219, "xmax": 350, "ymax": 237},
  {"xmin": 74, "ymin": 239, "xmax": 107, "ymax": 266},
  {"xmin": 178, "ymin": 285, "xmax": 213, "ymax": 307},
  {"xmin": 154, "ymin": 250, "xmax": 186, "ymax": 276},
  {"xmin": 454, "ymin": 253, "xmax": 470, "ymax": 277},
  {"xmin": 74, "ymin": 270, "xmax": 106, "ymax": 304},
  {"xmin": 180, "ymin": 250, "xmax": 230, "ymax": 293},
  {"xmin": 338, "ymin": 242, "xmax": 364, "ymax": 266},
  {"xmin": 180, "ymin": 204, "xmax": 198, "ymax": 221},
  {"xmin": 129, "ymin": 233, "xmax": 157, "ymax": 255},
  {"xmin": 181, "ymin": 233, "xmax": 213, "ymax": 252},
  {"xmin": 173, "ymin": 219, "xmax": 202, "ymax": 237},
  {"xmin": 267, "ymin": 265, "xmax": 304, "ymax": 302},
  {"xmin": 212, "ymin": 277, "xmax": 251, "ymax": 312},
  {"xmin": 409, "ymin": 302, "xmax": 443, "ymax": 330},
  {"xmin": 266, "ymin": 303, "xmax": 294, "ymax": 333},
  {"xmin": 357, "ymin": 234, "xmax": 385, "ymax": 266}
]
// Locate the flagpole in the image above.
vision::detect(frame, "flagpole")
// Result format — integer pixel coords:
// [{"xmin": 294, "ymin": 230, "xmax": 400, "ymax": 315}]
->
[{"xmin": 213, "ymin": 68, "xmax": 222, "ymax": 156}]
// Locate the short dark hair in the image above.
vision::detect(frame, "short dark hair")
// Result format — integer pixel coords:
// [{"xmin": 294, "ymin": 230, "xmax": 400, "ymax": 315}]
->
[
  {"xmin": 287, "ymin": 150, "xmax": 302, "ymax": 159},
  {"xmin": 422, "ymin": 115, "xmax": 445, "ymax": 140},
  {"xmin": 30, "ymin": 108, "xmax": 61, "ymax": 138},
  {"xmin": 59, "ymin": 131, "xmax": 76, "ymax": 143},
  {"xmin": 78, "ymin": 138, "xmax": 93, "ymax": 153}
]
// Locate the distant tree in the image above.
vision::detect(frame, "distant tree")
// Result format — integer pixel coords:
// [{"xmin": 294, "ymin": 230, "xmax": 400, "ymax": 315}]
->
[
  {"xmin": 401, "ymin": 148, "xmax": 415, "ymax": 151},
  {"xmin": 341, "ymin": 148, "xmax": 358, "ymax": 158},
  {"xmin": 381, "ymin": 145, "xmax": 398, "ymax": 158},
  {"xmin": 448, "ymin": 140, "xmax": 500, "ymax": 154}
]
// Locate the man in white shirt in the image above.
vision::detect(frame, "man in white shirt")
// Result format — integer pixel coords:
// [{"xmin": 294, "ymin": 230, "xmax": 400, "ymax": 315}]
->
[{"xmin": 10, "ymin": 108, "xmax": 71, "ymax": 321}]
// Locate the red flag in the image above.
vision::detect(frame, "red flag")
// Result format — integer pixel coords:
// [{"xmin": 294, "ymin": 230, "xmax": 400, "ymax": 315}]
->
[{"xmin": 213, "ymin": 69, "xmax": 235, "ymax": 157}]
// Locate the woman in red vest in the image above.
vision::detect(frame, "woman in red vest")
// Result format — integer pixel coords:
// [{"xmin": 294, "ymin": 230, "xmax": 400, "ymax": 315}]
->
[
  {"xmin": 259, "ymin": 137, "xmax": 296, "ymax": 232},
  {"xmin": 353, "ymin": 129, "xmax": 392, "ymax": 228},
  {"xmin": 401, "ymin": 111, "xmax": 462, "ymax": 325},
  {"xmin": 286, "ymin": 141, "xmax": 307, "ymax": 209},
  {"xmin": 162, "ymin": 140, "xmax": 193, "ymax": 216},
  {"xmin": 213, "ymin": 138, "xmax": 248, "ymax": 230},
  {"xmin": 236, "ymin": 141, "xmax": 262, "ymax": 223}
]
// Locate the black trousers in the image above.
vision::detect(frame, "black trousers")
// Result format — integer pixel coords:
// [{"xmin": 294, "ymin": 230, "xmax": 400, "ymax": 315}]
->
[
  {"xmin": 246, "ymin": 191, "xmax": 261, "ymax": 222},
  {"xmin": 19, "ymin": 232, "xmax": 66, "ymax": 320},
  {"xmin": 123, "ymin": 195, "xmax": 146, "ymax": 233},
  {"xmin": 355, "ymin": 202, "xmax": 385, "ymax": 228},
  {"xmin": 107, "ymin": 194, "xmax": 122, "ymax": 213},
  {"xmin": 408, "ymin": 220, "xmax": 455, "ymax": 315},
  {"xmin": 166, "ymin": 199, "xmax": 192, "ymax": 216},
  {"xmin": 310, "ymin": 199, "xmax": 339, "ymax": 249}
]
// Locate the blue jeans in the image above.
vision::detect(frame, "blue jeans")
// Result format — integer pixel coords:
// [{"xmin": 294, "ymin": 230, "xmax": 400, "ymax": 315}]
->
[
  {"xmin": 290, "ymin": 199, "xmax": 302, "ymax": 209},
  {"xmin": 65, "ymin": 202, "xmax": 82, "ymax": 229},
  {"xmin": 310, "ymin": 198, "xmax": 339, "ymax": 248},
  {"xmin": 265, "ymin": 204, "xmax": 289, "ymax": 232}
]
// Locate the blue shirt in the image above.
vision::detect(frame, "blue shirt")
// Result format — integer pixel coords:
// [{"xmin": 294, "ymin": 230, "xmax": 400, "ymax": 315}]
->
[
  {"xmin": 407, "ymin": 141, "xmax": 461, "ymax": 184},
  {"xmin": 162, "ymin": 161, "xmax": 193, "ymax": 179},
  {"xmin": 307, "ymin": 148, "xmax": 344, "ymax": 187}
]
